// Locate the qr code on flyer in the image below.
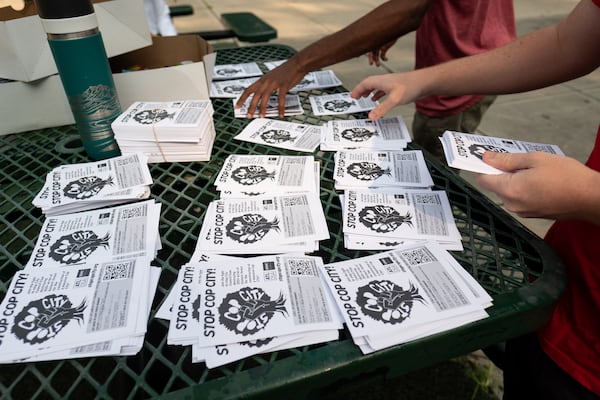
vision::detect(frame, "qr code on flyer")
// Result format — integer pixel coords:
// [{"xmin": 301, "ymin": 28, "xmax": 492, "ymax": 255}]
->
[
  {"xmin": 101, "ymin": 262, "xmax": 133, "ymax": 281},
  {"xmin": 400, "ymin": 247, "xmax": 435, "ymax": 266},
  {"xmin": 288, "ymin": 259, "xmax": 316, "ymax": 276}
]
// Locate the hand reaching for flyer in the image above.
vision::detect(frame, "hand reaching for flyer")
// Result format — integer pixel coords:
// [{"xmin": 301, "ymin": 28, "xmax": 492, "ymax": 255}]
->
[
  {"xmin": 476, "ymin": 151, "xmax": 600, "ymax": 224},
  {"xmin": 235, "ymin": 58, "xmax": 306, "ymax": 119},
  {"xmin": 368, "ymin": 39, "xmax": 398, "ymax": 67}
]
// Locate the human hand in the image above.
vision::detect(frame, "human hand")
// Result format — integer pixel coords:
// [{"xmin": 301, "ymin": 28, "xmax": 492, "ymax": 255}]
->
[
  {"xmin": 368, "ymin": 39, "xmax": 398, "ymax": 67},
  {"xmin": 476, "ymin": 151, "xmax": 600, "ymax": 223},
  {"xmin": 234, "ymin": 59, "xmax": 306, "ymax": 118},
  {"xmin": 350, "ymin": 71, "xmax": 424, "ymax": 120}
]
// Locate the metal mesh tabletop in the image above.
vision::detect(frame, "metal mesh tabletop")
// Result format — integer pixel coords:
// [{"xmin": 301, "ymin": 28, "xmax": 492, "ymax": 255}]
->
[{"xmin": 0, "ymin": 44, "xmax": 565, "ymax": 400}]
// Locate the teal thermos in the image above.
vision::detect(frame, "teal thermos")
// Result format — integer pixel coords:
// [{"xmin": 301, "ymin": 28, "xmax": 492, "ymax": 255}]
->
[{"xmin": 34, "ymin": 0, "xmax": 122, "ymax": 160}]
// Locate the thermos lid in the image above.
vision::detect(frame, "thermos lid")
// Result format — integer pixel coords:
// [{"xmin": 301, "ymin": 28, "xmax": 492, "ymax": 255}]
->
[{"xmin": 34, "ymin": 0, "xmax": 94, "ymax": 19}]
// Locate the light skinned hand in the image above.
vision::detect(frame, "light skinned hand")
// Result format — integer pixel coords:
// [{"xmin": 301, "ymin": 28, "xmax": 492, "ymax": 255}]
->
[
  {"xmin": 350, "ymin": 71, "xmax": 424, "ymax": 121},
  {"xmin": 234, "ymin": 58, "xmax": 306, "ymax": 118},
  {"xmin": 476, "ymin": 151, "xmax": 600, "ymax": 224}
]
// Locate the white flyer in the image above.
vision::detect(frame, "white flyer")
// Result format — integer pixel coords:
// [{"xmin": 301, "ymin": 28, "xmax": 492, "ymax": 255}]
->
[
  {"xmin": 32, "ymin": 153, "xmax": 153, "ymax": 215},
  {"xmin": 321, "ymin": 116, "xmax": 411, "ymax": 151},
  {"xmin": 210, "ymin": 77, "xmax": 261, "ymax": 98},
  {"xmin": 195, "ymin": 193, "xmax": 329, "ymax": 254},
  {"xmin": 440, "ymin": 130, "xmax": 565, "ymax": 174},
  {"xmin": 341, "ymin": 188, "xmax": 462, "ymax": 249},
  {"xmin": 234, "ymin": 94, "xmax": 304, "ymax": 118},
  {"xmin": 26, "ymin": 200, "xmax": 161, "ymax": 269},
  {"xmin": 333, "ymin": 150, "xmax": 434, "ymax": 189},
  {"xmin": 319, "ymin": 242, "xmax": 490, "ymax": 353},
  {"xmin": 193, "ymin": 254, "xmax": 340, "ymax": 346},
  {"xmin": 212, "ymin": 62, "xmax": 263, "ymax": 80},
  {"xmin": 288, "ymin": 70, "xmax": 342, "ymax": 92},
  {"xmin": 309, "ymin": 92, "xmax": 378, "ymax": 116},
  {"xmin": 234, "ymin": 118, "xmax": 322, "ymax": 153},
  {"xmin": 214, "ymin": 154, "xmax": 316, "ymax": 195},
  {"xmin": 0, "ymin": 257, "xmax": 152, "ymax": 362}
]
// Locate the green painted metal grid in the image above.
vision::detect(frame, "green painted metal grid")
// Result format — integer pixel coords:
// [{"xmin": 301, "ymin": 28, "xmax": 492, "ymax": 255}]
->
[{"xmin": 0, "ymin": 44, "xmax": 565, "ymax": 399}]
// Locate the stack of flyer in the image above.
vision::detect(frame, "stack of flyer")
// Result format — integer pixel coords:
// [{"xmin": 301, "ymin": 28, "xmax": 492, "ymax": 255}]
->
[
  {"xmin": 263, "ymin": 59, "xmax": 343, "ymax": 92},
  {"xmin": 213, "ymin": 154, "xmax": 319, "ymax": 197},
  {"xmin": 321, "ymin": 116, "xmax": 411, "ymax": 151},
  {"xmin": 309, "ymin": 92, "xmax": 378, "ymax": 116},
  {"xmin": 212, "ymin": 62, "xmax": 263, "ymax": 81},
  {"xmin": 111, "ymin": 100, "xmax": 216, "ymax": 163},
  {"xmin": 162, "ymin": 253, "xmax": 342, "ymax": 368},
  {"xmin": 340, "ymin": 188, "xmax": 463, "ymax": 251},
  {"xmin": 234, "ymin": 118, "xmax": 322, "ymax": 153},
  {"xmin": 320, "ymin": 242, "xmax": 492, "ymax": 354},
  {"xmin": 194, "ymin": 193, "xmax": 329, "ymax": 254},
  {"xmin": 440, "ymin": 130, "xmax": 564, "ymax": 174},
  {"xmin": 333, "ymin": 150, "xmax": 434, "ymax": 190},
  {"xmin": 210, "ymin": 77, "xmax": 261, "ymax": 98},
  {"xmin": 0, "ymin": 200, "xmax": 163, "ymax": 362},
  {"xmin": 234, "ymin": 94, "xmax": 303, "ymax": 118},
  {"xmin": 32, "ymin": 153, "xmax": 153, "ymax": 215}
]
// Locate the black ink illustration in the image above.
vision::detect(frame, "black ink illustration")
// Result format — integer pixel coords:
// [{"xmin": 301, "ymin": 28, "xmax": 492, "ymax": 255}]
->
[
  {"xmin": 295, "ymin": 78, "xmax": 314, "ymax": 88},
  {"xmin": 240, "ymin": 337, "xmax": 274, "ymax": 347},
  {"xmin": 341, "ymin": 127, "xmax": 377, "ymax": 142},
  {"xmin": 49, "ymin": 230, "xmax": 110, "ymax": 265},
  {"xmin": 225, "ymin": 214, "xmax": 280, "ymax": 244},
  {"xmin": 359, "ymin": 205, "xmax": 413, "ymax": 233},
  {"xmin": 356, "ymin": 280, "xmax": 425, "ymax": 324},
  {"xmin": 231, "ymin": 165, "xmax": 276, "ymax": 185},
  {"xmin": 260, "ymin": 129, "xmax": 297, "ymax": 144},
  {"xmin": 223, "ymin": 85, "xmax": 246, "ymax": 94},
  {"xmin": 346, "ymin": 162, "xmax": 391, "ymax": 181},
  {"xmin": 133, "ymin": 109, "xmax": 174, "ymax": 124},
  {"xmin": 192, "ymin": 295, "xmax": 202, "ymax": 321},
  {"xmin": 468, "ymin": 143, "xmax": 508, "ymax": 160},
  {"xmin": 63, "ymin": 176, "xmax": 114, "ymax": 199},
  {"xmin": 12, "ymin": 294, "xmax": 87, "ymax": 344},
  {"xmin": 323, "ymin": 99, "xmax": 354, "ymax": 113},
  {"xmin": 216, "ymin": 68, "xmax": 242, "ymax": 77},
  {"xmin": 218, "ymin": 287, "xmax": 287, "ymax": 335}
]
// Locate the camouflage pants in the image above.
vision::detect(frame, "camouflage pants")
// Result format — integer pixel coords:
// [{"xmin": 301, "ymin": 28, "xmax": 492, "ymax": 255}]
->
[{"xmin": 412, "ymin": 96, "xmax": 497, "ymax": 163}]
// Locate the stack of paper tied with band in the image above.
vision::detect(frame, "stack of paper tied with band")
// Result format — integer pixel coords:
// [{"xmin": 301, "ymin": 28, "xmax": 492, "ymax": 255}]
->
[
  {"xmin": 320, "ymin": 242, "xmax": 492, "ymax": 354},
  {"xmin": 32, "ymin": 153, "xmax": 153, "ymax": 216},
  {"xmin": 160, "ymin": 252, "xmax": 343, "ymax": 368},
  {"xmin": 0, "ymin": 200, "xmax": 162, "ymax": 363},
  {"xmin": 111, "ymin": 100, "xmax": 216, "ymax": 163}
]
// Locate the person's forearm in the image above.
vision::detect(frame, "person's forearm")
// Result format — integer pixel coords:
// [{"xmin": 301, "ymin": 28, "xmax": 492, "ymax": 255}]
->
[
  {"xmin": 417, "ymin": 0, "xmax": 600, "ymax": 99},
  {"xmin": 290, "ymin": 0, "xmax": 430, "ymax": 73}
]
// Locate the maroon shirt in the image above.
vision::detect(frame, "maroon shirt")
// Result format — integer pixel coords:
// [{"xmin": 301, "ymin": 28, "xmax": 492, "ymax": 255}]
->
[{"xmin": 415, "ymin": 0, "xmax": 516, "ymax": 116}]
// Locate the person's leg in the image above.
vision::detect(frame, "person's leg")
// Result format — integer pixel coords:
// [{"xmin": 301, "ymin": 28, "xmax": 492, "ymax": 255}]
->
[
  {"xmin": 503, "ymin": 333, "xmax": 600, "ymax": 400},
  {"xmin": 412, "ymin": 96, "xmax": 497, "ymax": 163}
]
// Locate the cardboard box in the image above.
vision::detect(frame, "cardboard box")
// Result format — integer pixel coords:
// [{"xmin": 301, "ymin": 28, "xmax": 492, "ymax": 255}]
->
[
  {"xmin": 0, "ymin": 0, "xmax": 152, "ymax": 82},
  {"xmin": 0, "ymin": 34, "xmax": 216, "ymax": 136}
]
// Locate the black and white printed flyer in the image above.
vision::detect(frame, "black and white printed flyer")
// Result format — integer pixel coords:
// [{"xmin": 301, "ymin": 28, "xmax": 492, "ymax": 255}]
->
[
  {"xmin": 25, "ymin": 200, "xmax": 162, "ymax": 269},
  {"xmin": 195, "ymin": 193, "xmax": 328, "ymax": 254},
  {"xmin": 166, "ymin": 254, "xmax": 342, "ymax": 368},
  {"xmin": 321, "ymin": 116, "xmax": 411, "ymax": 151},
  {"xmin": 214, "ymin": 154, "xmax": 318, "ymax": 196},
  {"xmin": 333, "ymin": 150, "xmax": 434, "ymax": 189},
  {"xmin": 0, "ymin": 256, "xmax": 156, "ymax": 362},
  {"xmin": 210, "ymin": 77, "xmax": 261, "ymax": 98},
  {"xmin": 309, "ymin": 92, "xmax": 378, "ymax": 116},
  {"xmin": 319, "ymin": 242, "xmax": 491, "ymax": 354},
  {"xmin": 234, "ymin": 118, "xmax": 322, "ymax": 152},
  {"xmin": 111, "ymin": 100, "xmax": 216, "ymax": 163},
  {"xmin": 234, "ymin": 94, "xmax": 303, "ymax": 118},
  {"xmin": 212, "ymin": 62, "xmax": 263, "ymax": 80},
  {"xmin": 341, "ymin": 188, "xmax": 463, "ymax": 251},
  {"xmin": 440, "ymin": 130, "xmax": 564, "ymax": 174},
  {"xmin": 32, "ymin": 153, "xmax": 153, "ymax": 215}
]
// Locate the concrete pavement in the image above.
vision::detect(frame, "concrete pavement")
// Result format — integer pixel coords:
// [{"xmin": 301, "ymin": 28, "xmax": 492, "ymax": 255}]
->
[{"xmin": 167, "ymin": 1, "xmax": 600, "ymax": 398}]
